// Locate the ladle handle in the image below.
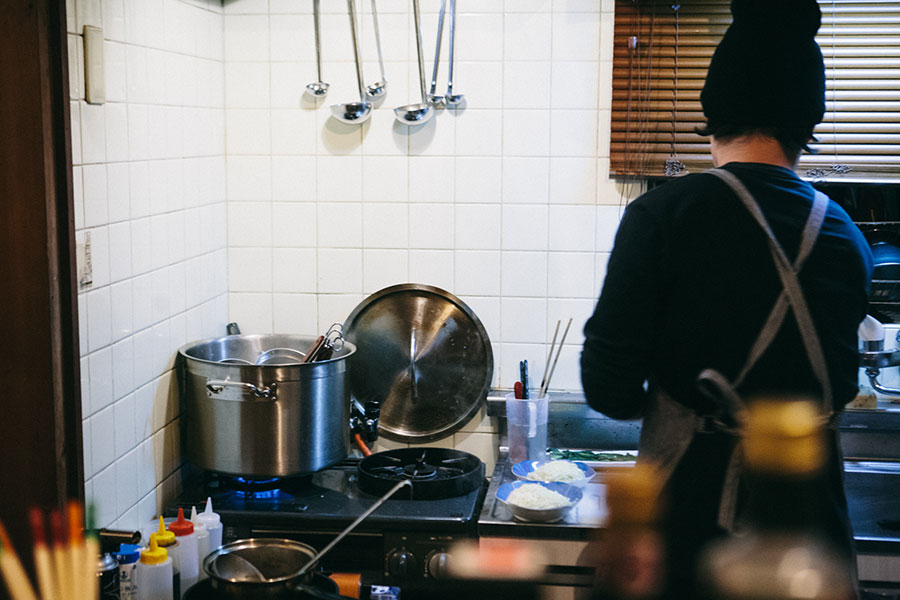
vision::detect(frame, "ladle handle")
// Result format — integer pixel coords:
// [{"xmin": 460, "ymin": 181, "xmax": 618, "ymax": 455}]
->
[
  {"xmin": 296, "ymin": 479, "xmax": 413, "ymax": 577},
  {"xmin": 429, "ymin": 0, "xmax": 446, "ymax": 97},
  {"xmin": 447, "ymin": 0, "xmax": 457, "ymax": 93},
  {"xmin": 313, "ymin": 0, "xmax": 323, "ymax": 82},
  {"xmin": 412, "ymin": 0, "xmax": 428, "ymax": 102},
  {"xmin": 371, "ymin": 0, "xmax": 386, "ymax": 81},
  {"xmin": 347, "ymin": 0, "xmax": 366, "ymax": 101}
]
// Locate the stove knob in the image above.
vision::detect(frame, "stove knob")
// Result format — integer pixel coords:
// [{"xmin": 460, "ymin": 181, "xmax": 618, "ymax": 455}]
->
[
  {"xmin": 386, "ymin": 548, "xmax": 418, "ymax": 579},
  {"xmin": 426, "ymin": 551, "xmax": 452, "ymax": 580}
]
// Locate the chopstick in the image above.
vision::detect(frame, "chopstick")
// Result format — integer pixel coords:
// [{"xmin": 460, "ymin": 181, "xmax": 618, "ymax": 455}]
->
[
  {"xmin": 540, "ymin": 317, "xmax": 572, "ymax": 398},
  {"xmin": 28, "ymin": 510, "xmax": 56, "ymax": 600},
  {"xmin": 0, "ymin": 520, "xmax": 39, "ymax": 600},
  {"xmin": 539, "ymin": 320, "xmax": 561, "ymax": 393},
  {"xmin": 1, "ymin": 503, "xmax": 99, "ymax": 600}
]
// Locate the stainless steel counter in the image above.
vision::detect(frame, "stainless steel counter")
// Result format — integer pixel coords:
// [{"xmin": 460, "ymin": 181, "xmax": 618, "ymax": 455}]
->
[{"xmin": 478, "ymin": 453, "xmax": 609, "ymax": 542}]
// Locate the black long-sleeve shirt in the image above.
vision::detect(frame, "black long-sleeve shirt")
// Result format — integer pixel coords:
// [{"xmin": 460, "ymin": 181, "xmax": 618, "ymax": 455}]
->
[{"xmin": 582, "ymin": 162, "xmax": 872, "ymax": 420}]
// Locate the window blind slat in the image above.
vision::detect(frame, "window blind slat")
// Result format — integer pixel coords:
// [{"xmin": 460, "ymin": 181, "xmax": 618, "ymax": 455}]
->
[{"xmin": 611, "ymin": 0, "xmax": 900, "ymax": 180}]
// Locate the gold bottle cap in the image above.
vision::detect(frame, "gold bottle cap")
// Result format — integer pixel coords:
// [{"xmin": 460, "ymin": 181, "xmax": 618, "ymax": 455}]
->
[
  {"xmin": 605, "ymin": 463, "xmax": 662, "ymax": 524},
  {"xmin": 743, "ymin": 397, "xmax": 825, "ymax": 476}
]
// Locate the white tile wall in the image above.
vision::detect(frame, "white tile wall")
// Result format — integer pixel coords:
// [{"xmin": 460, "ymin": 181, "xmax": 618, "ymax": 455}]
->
[
  {"xmin": 70, "ymin": 0, "xmax": 227, "ymax": 528},
  {"xmin": 72, "ymin": 0, "xmax": 653, "ymax": 521}
]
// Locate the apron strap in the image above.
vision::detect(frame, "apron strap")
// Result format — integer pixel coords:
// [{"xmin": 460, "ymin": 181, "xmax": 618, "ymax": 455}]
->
[{"xmin": 706, "ymin": 169, "xmax": 833, "ymax": 415}]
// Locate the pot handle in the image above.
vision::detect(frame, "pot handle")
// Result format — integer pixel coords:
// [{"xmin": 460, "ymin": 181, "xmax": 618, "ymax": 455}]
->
[{"xmin": 206, "ymin": 379, "xmax": 277, "ymax": 401}]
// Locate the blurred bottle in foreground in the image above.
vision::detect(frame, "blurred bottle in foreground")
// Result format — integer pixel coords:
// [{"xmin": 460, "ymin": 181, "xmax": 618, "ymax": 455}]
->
[
  {"xmin": 698, "ymin": 397, "xmax": 856, "ymax": 600},
  {"xmin": 591, "ymin": 463, "xmax": 666, "ymax": 600}
]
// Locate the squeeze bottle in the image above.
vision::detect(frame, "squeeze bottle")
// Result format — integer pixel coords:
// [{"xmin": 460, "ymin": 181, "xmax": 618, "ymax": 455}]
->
[
  {"xmin": 135, "ymin": 535, "xmax": 173, "ymax": 600},
  {"xmin": 152, "ymin": 517, "xmax": 180, "ymax": 600},
  {"xmin": 195, "ymin": 498, "xmax": 222, "ymax": 551},
  {"xmin": 189, "ymin": 506, "xmax": 210, "ymax": 580},
  {"xmin": 116, "ymin": 543, "xmax": 141, "ymax": 600},
  {"xmin": 168, "ymin": 509, "xmax": 199, "ymax": 597}
]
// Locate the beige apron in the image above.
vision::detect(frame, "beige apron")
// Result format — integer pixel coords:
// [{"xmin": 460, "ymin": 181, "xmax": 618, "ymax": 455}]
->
[{"xmin": 637, "ymin": 168, "xmax": 837, "ymax": 530}]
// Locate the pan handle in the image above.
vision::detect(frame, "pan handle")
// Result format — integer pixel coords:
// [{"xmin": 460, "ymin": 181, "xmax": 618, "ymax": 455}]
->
[{"xmin": 206, "ymin": 379, "xmax": 277, "ymax": 401}]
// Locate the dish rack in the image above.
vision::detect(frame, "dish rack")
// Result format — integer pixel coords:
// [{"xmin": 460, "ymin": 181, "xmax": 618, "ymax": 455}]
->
[{"xmin": 858, "ymin": 222, "xmax": 900, "ymax": 323}]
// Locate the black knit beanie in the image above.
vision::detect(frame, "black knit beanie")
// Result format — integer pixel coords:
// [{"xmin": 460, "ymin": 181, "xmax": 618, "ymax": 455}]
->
[{"xmin": 700, "ymin": 0, "xmax": 826, "ymax": 131}]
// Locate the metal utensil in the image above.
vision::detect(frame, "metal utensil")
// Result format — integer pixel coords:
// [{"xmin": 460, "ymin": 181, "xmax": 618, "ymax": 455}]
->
[
  {"xmin": 255, "ymin": 347, "xmax": 306, "ymax": 366},
  {"xmin": 393, "ymin": 0, "xmax": 434, "ymax": 125},
  {"xmin": 426, "ymin": 0, "xmax": 447, "ymax": 106},
  {"xmin": 331, "ymin": 0, "xmax": 373, "ymax": 124},
  {"xmin": 444, "ymin": 0, "xmax": 464, "ymax": 106},
  {"xmin": 305, "ymin": 0, "xmax": 330, "ymax": 98},
  {"xmin": 295, "ymin": 479, "xmax": 413, "ymax": 577},
  {"xmin": 211, "ymin": 552, "xmax": 266, "ymax": 582},
  {"xmin": 366, "ymin": 0, "xmax": 387, "ymax": 98}
]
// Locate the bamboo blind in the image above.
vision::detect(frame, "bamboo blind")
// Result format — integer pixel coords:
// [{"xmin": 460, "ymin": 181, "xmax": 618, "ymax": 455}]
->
[{"xmin": 610, "ymin": 0, "xmax": 900, "ymax": 182}]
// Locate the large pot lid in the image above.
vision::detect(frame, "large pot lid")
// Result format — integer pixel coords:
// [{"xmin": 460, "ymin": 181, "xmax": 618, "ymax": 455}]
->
[{"xmin": 344, "ymin": 284, "xmax": 493, "ymax": 443}]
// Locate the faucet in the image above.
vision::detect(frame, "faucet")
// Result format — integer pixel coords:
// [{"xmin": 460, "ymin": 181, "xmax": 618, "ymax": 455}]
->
[{"xmin": 858, "ymin": 315, "xmax": 900, "ymax": 395}]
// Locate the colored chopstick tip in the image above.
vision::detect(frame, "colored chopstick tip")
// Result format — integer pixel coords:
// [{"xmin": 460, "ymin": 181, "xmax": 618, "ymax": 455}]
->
[{"xmin": 28, "ymin": 509, "xmax": 46, "ymax": 548}]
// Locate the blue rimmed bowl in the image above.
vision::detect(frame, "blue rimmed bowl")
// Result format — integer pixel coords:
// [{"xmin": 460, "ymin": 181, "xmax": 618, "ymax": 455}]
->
[
  {"xmin": 497, "ymin": 480, "xmax": 583, "ymax": 522},
  {"xmin": 512, "ymin": 460, "xmax": 594, "ymax": 488}
]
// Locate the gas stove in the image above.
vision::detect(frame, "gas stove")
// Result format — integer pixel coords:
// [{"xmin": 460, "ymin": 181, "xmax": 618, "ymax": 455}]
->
[{"xmin": 167, "ymin": 449, "xmax": 487, "ymax": 585}]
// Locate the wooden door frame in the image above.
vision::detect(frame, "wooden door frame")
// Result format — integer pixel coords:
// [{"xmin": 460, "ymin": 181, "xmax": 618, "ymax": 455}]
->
[{"xmin": 0, "ymin": 0, "xmax": 83, "ymax": 568}]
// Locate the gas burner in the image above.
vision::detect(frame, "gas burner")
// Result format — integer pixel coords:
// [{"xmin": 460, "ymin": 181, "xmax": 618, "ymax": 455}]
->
[
  {"xmin": 358, "ymin": 448, "xmax": 485, "ymax": 500},
  {"xmin": 202, "ymin": 473, "xmax": 315, "ymax": 503}
]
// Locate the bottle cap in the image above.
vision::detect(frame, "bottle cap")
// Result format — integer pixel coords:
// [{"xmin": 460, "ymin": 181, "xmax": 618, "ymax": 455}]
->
[
  {"xmin": 140, "ymin": 534, "xmax": 168, "ymax": 565},
  {"xmin": 153, "ymin": 516, "xmax": 176, "ymax": 547},
  {"xmin": 743, "ymin": 397, "xmax": 825, "ymax": 475},
  {"xmin": 195, "ymin": 498, "xmax": 221, "ymax": 528},
  {"xmin": 190, "ymin": 506, "xmax": 207, "ymax": 532},
  {"xmin": 168, "ymin": 508, "xmax": 194, "ymax": 536},
  {"xmin": 605, "ymin": 463, "xmax": 662, "ymax": 525},
  {"xmin": 116, "ymin": 543, "xmax": 142, "ymax": 564}
]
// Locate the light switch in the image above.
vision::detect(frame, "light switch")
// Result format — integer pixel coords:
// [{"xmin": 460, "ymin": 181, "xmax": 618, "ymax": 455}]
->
[{"xmin": 83, "ymin": 25, "xmax": 105, "ymax": 105}]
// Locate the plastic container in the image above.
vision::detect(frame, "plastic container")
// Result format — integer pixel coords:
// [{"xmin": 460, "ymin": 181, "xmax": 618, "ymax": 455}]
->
[
  {"xmin": 195, "ymin": 498, "xmax": 222, "ymax": 552},
  {"xmin": 505, "ymin": 392, "xmax": 549, "ymax": 463},
  {"xmin": 168, "ymin": 508, "xmax": 199, "ymax": 597},
  {"xmin": 136, "ymin": 535, "xmax": 173, "ymax": 600},
  {"xmin": 116, "ymin": 544, "xmax": 141, "ymax": 600},
  {"xmin": 189, "ymin": 506, "xmax": 210, "ymax": 581}
]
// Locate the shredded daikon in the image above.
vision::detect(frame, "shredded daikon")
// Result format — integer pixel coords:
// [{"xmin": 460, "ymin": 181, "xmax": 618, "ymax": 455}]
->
[
  {"xmin": 506, "ymin": 484, "xmax": 571, "ymax": 510},
  {"xmin": 526, "ymin": 460, "xmax": 585, "ymax": 483}
]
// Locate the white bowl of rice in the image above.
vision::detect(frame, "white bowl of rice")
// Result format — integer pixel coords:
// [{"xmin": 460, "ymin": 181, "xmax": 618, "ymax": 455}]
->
[
  {"xmin": 512, "ymin": 459, "xmax": 594, "ymax": 488},
  {"xmin": 497, "ymin": 481, "xmax": 583, "ymax": 522}
]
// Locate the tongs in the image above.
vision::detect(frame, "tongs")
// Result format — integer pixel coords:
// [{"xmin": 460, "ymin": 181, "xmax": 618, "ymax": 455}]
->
[{"xmin": 302, "ymin": 323, "xmax": 344, "ymax": 363}]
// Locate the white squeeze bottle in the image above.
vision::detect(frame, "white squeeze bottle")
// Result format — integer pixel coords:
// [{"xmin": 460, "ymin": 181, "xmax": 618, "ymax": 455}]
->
[
  {"xmin": 136, "ymin": 534, "xmax": 173, "ymax": 600},
  {"xmin": 190, "ymin": 506, "xmax": 210, "ymax": 580},
  {"xmin": 168, "ymin": 508, "xmax": 199, "ymax": 597},
  {"xmin": 195, "ymin": 498, "xmax": 222, "ymax": 551}
]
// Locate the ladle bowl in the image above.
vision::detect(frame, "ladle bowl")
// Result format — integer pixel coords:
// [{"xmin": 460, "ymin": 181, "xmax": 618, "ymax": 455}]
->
[
  {"xmin": 366, "ymin": 81, "xmax": 386, "ymax": 98},
  {"xmin": 444, "ymin": 93, "xmax": 464, "ymax": 106},
  {"xmin": 393, "ymin": 102, "xmax": 433, "ymax": 125},
  {"xmin": 305, "ymin": 82, "xmax": 330, "ymax": 98},
  {"xmin": 331, "ymin": 100, "xmax": 373, "ymax": 124}
]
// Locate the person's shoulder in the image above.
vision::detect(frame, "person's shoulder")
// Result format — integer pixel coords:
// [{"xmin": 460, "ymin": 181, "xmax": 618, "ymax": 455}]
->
[{"xmin": 630, "ymin": 172, "xmax": 722, "ymax": 209}]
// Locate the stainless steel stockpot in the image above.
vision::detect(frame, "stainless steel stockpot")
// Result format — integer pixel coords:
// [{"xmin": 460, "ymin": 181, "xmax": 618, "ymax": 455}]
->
[{"xmin": 178, "ymin": 334, "xmax": 356, "ymax": 478}]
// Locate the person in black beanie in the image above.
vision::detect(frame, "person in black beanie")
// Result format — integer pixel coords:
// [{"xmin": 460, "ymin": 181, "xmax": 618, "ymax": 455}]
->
[{"xmin": 581, "ymin": 0, "xmax": 873, "ymax": 597}]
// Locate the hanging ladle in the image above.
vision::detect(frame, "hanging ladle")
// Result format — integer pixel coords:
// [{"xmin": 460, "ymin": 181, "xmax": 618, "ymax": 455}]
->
[
  {"xmin": 330, "ymin": 0, "xmax": 373, "ymax": 124},
  {"xmin": 426, "ymin": 0, "xmax": 447, "ymax": 106},
  {"xmin": 444, "ymin": 0, "xmax": 464, "ymax": 106},
  {"xmin": 393, "ymin": 0, "xmax": 434, "ymax": 125},
  {"xmin": 366, "ymin": 0, "xmax": 387, "ymax": 98},
  {"xmin": 305, "ymin": 0, "xmax": 329, "ymax": 98}
]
